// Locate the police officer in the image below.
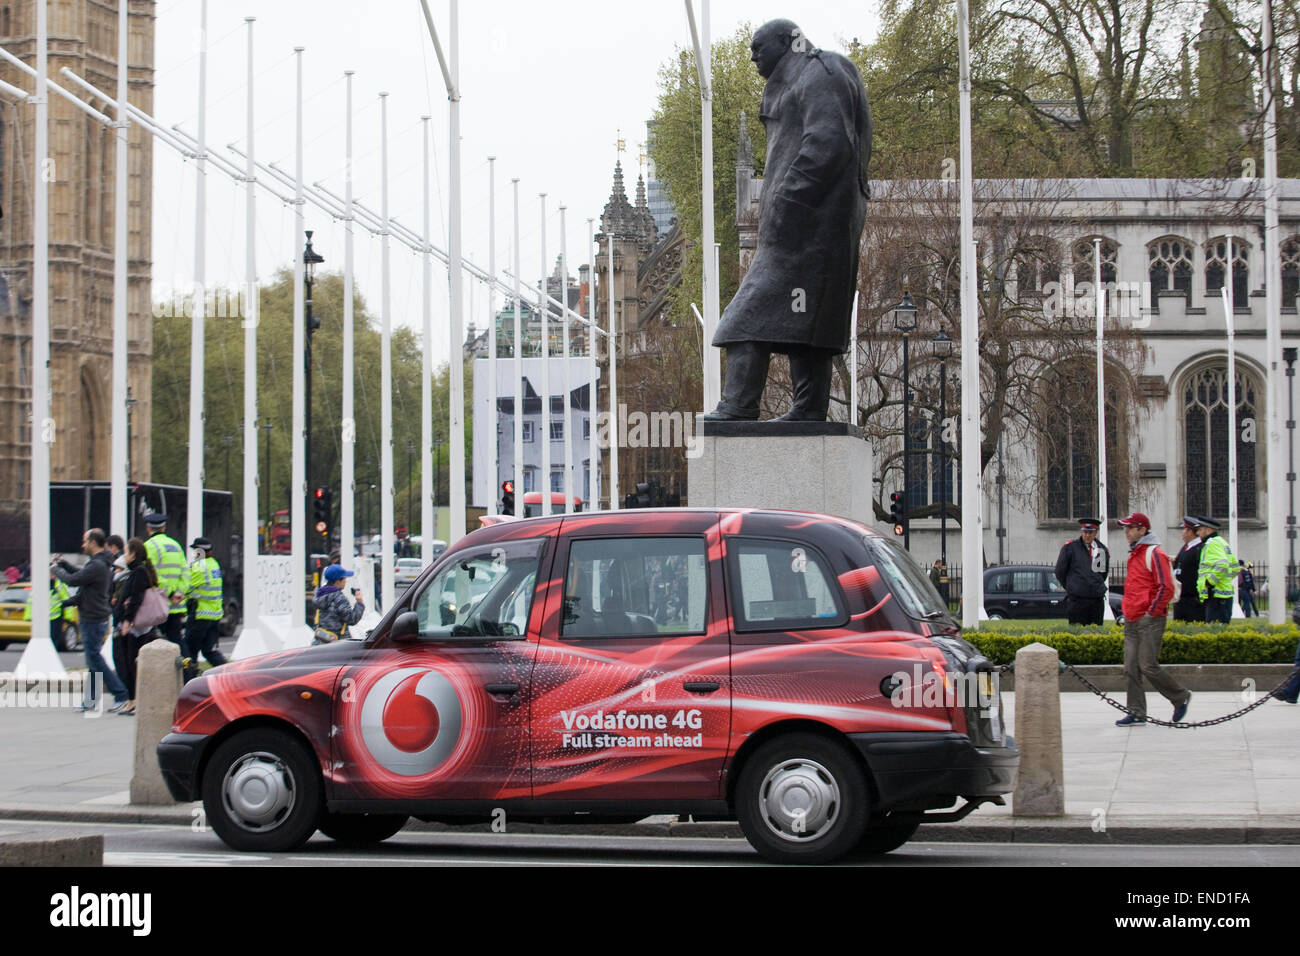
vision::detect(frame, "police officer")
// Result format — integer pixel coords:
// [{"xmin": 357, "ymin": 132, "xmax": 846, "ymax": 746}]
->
[
  {"xmin": 1171, "ymin": 516, "xmax": 1206, "ymax": 622},
  {"xmin": 183, "ymin": 537, "xmax": 227, "ymax": 681},
  {"xmin": 1054, "ymin": 517, "xmax": 1110, "ymax": 625},
  {"xmin": 24, "ymin": 571, "xmax": 72, "ymax": 650},
  {"xmin": 1195, "ymin": 516, "xmax": 1239, "ymax": 624},
  {"xmin": 143, "ymin": 513, "xmax": 188, "ymax": 648}
]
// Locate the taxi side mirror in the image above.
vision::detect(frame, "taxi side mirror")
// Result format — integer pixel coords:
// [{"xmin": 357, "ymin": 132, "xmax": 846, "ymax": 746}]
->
[{"xmin": 391, "ymin": 611, "xmax": 420, "ymax": 643}]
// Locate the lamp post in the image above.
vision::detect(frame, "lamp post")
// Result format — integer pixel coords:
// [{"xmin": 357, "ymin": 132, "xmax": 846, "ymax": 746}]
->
[
  {"xmin": 406, "ymin": 438, "xmax": 414, "ymax": 546},
  {"xmin": 933, "ymin": 329, "xmax": 954, "ymax": 573},
  {"xmin": 892, "ymin": 291, "xmax": 919, "ymax": 550},
  {"xmin": 1285, "ymin": 346, "xmax": 1297, "ymax": 602},
  {"xmin": 302, "ymin": 231, "xmax": 325, "ymax": 564},
  {"xmin": 125, "ymin": 388, "xmax": 138, "ymax": 482}
]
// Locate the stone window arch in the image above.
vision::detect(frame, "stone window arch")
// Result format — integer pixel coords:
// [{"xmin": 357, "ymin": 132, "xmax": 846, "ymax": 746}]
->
[
  {"xmin": 1180, "ymin": 362, "xmax": 1260, "ymax": 519},
  {"xmin": 1147, "ymin": 236, "xmax": 1194, "ymax": 301},
  {"xmin": 1283, "ymin": 236, "xmax": 1300, "ymax": 310},
  {"xmin": 1205, "ymin": 236, "xmax": 1249, "ymax": 305},
  {"xmin": 1040, "ymin": 361, "xmax": 1129, "ymax": 519},
  {"xmin": 1015, "ymin": 235, "xmax": 1063, "ymax": 295},
  {"xmin": 1071, "ymin": 236, "xmax": 1117, "ymax": 285}
]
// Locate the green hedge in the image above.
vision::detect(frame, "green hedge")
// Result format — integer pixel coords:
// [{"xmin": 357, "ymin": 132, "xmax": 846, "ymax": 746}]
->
[{"xmin": 963, "ymin": 621, "xmax": 1300, "ymax": 666}]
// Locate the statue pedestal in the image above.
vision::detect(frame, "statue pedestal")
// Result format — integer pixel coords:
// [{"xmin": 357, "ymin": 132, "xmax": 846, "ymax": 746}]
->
[{"xmin": 687, "ymin": 419, "xmax": 874, "ymax": 525}]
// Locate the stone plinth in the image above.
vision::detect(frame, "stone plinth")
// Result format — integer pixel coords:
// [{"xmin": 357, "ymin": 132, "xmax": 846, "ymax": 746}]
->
[
  {"xmin": 687, "ymin": 419, "xmax": 873, "ymax": 524},
  {"xmin": 1012, "ymin": 642, "xmax": 1065, "ymax": 816}
]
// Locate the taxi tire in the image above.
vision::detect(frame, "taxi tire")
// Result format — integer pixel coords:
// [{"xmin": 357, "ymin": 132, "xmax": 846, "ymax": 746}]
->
[
  {"xmin": 736, "ymin": 733, "xmax": 869, "ymax": 865},
  {"xmin": 853, "ymin": 820, "xmax": 919, "ymax": 856},
  {"xmin": 202, "ymin": 728, "xmax": 323, "ymax": 853},
  {"xmin": 318, "ymin": 811, "xmax": 408, "ymax": 845}
]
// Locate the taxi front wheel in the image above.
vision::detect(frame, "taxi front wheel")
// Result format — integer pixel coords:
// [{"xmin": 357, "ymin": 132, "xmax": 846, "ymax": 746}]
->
[
  {"xmin": 736, "ymin": 733, "xmax": 869, "ymax": 865},
  {"xmin": 202, "ymin": 728, "xmax": 323, "ymax": 852}
]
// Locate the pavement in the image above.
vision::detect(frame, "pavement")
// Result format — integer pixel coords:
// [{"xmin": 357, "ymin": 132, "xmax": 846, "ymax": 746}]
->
[{"xmin": 0, "ymin": 685, "xmax": 1297, "ymax": 845}]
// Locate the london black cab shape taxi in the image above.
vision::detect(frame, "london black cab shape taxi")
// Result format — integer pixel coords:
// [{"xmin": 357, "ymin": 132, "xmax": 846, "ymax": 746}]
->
[{"xmin": 159, "ymin": 508, "xmax": 1017, "ymax": 864}]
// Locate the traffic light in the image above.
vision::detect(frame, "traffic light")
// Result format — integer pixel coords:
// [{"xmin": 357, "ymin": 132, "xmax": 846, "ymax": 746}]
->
[
  {"xmin": 624, "ymin": 482, "xmax": 653, "ymax": 509},
  {"xmin": 889, "ymin": 491, "xmax": 906, "ymax": 536},
  {"xmin": 313, "ymin": 487, "xmax": 332, "ymax": 540},
  {"xmin": 501, "ymin": 480, "xmax": 515, "ymax": 515}
]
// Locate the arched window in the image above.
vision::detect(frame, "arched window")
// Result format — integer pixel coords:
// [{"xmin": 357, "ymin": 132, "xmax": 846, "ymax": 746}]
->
[
  {"xmin": 1042, "ymin": 363, "xmax": 1128, "ymax": 519},
  {"xmin": 1183, "ymin": 364, "xmax": 1259, "ymax": 519},
  {"xmin": 1072, "ymin": 237, "xmax": 1117, "ymax": 285},
  {"xmin": 1283, "ymin": 236, "xmax": 1300, "ymax": 310},
  {"xmin": 1017, "ymin": 235, "xmax": 1063, "ymax": 294},
  {"xmin": 1148, "ymin": 236, "xmax": 1193, "ymax": 301},
  {"xmin": 1205, "ymin": 236, "xmax": 1249, "ymax": 305}
]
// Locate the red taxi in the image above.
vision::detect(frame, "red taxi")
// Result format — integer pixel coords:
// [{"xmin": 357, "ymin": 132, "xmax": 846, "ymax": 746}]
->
[{"xmin": 159, "ymin": 508, "xmax": 1017, "ymax": 864}]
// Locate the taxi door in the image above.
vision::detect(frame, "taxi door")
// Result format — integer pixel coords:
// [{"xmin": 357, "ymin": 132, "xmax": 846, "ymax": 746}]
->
[{"xmin": 528, "ymin": 512, "xmax": 731, "ymax": 801}]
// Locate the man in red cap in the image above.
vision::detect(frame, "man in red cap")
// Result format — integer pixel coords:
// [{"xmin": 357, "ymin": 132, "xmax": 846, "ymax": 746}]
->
[
  {"xmin": 1054, "ymin": 517, "xmax": 1110, "ymax": 625},
  {"xmin": 1115, "ymin": 512, "xmax": 1190, "ymax": 726}
]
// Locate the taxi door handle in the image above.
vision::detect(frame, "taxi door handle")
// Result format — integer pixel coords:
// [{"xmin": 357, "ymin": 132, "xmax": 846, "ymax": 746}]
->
[
  {"xmin": 485, "ymin": 682, "xmax": 520, "ymax": 695},
  {"xmin": 684, "ymin": 681, "xmax": 720, "ymax": 694}
]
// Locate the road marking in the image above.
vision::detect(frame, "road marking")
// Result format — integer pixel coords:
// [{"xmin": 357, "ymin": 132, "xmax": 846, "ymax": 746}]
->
[{"xmin": 105, "ymin": 850, "xmax": 270, "ymax": 866}]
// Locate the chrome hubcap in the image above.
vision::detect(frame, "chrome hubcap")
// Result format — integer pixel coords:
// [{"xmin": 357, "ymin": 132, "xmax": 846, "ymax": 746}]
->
[
  {"xmin": 758, "ymin": 758, "xmax": 840, "ymax": 842},
  {"xmin": 222, "ymin": 751, "xmax": 296, "ymax": 833}
]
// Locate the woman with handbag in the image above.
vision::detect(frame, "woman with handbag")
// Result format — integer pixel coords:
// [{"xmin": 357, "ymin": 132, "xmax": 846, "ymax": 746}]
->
[{"xmin": 117, "ymin": 537, "xmax": 164, "ymax": 715}]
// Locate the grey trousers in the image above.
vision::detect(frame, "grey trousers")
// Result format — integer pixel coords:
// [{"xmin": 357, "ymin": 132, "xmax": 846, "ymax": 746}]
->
[{"xmin": 1123, "ymin": 614, "xmax": 1189, "ymax": 717}]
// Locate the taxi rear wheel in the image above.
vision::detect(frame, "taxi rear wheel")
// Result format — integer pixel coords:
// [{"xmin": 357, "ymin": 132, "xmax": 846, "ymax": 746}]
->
[
  {"xmin": 318, "ymin": 811, "xmax": 408, "ymax": 846},
  {"xmin": 202, "ymin": 728, "xmax": 322, "ymax": 852},
  {"xmin": 736, "ymin": 733, "xmax": 869, "ymax": 865}
]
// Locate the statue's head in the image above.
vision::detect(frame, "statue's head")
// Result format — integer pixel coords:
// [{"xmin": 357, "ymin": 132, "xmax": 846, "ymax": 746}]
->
[{"xmin": 750, "ymin": 19, "xmax": 803, "ymax": 78}]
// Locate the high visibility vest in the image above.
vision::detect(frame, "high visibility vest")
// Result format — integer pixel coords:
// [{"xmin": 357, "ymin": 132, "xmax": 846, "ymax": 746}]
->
[
  {"xmin": 1196, "ymin": 534, "xmax": 1238, "ymax": 601},
  {"xmin": 23, "ymin": 579, "xmax": 69, "ymax": 622},
  {"xmin": 146, "ymin": 533, "xmax": 188, "ymax": 615},
  {"xmin": 186, "ymin": 556, "xmax": 224, "ymax": 621}
]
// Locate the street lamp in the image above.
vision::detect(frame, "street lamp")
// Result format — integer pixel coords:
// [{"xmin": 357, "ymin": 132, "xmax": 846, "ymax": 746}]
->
[
  {"xmin": 302, "ymin": 230, "xmax": 325, "ymax": 565},
  {"xmin": 933, "ymin": 329, "xmax": 954, "ymax": 576},
  {"xmin": 125, "ymin": 388, "xmax": 138, "ymax": 482},
  {"xmin": 892, "ymin": 290, "xmax": 919, "ymax": 549}
]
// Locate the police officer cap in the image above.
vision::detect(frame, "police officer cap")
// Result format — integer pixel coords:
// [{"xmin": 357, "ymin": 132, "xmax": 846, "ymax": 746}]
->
[
  {"xmin": 1196, "ymin": 515, "xmax": 1221, "ymax": 529},
  {"xmin": 1077, "ymin": 518, "xmax": 1101, "ymax": 531},
  {"xmin": 1182, "ymin": 515, "xmax": 1203, "ymax": 529},
  {"xmin": 144, "ymin": 512, "xmax": 167, "ymax": 527},
  {"xmin": 191, "ymin": 537, "xmax": 212, "ymax": 550}
]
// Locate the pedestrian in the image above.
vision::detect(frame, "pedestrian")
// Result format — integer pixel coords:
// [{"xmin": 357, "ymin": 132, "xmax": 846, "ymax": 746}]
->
[
  {"xmin": 1054, "ymin": 517, "xmax": 1110, "ymax": 626},
  {"xmin": 50, "ymin": 528, "xmax": 128, "ymax": 713},
  {"xmin": 1238, "ymin": 561, "xmax": 1258, "ymax": 617},
  {"xmin": 109, "ymin": 551, "xmax": 131, "ymax": 687},
  {"xmin": 4, "ymin": 565, "xmax": 18, "ymax": 584},
  {"xmin": 1170, "ymin": 516, "xmax": 1206, "ymax": 622},
  {"xmin": 312, "ymin": 564, "xmax": 365, "ymax": 644},
  {"xmin": 1194, "ymin": 516, "xmax": 1239, "ymax": 624},
  {"xmin": 183, "ymin": 537, "xmax": 227, "ymax": 681},
  {"xmin": 1273, "ymin": 600, "xmax": 1300, "ymax": 704},
  {"xmin": 117, "ymin": 537, "xmax": 163, "ymax": 715},
  {"xmin": 1114, "ymin": 513, "xmax": 1190, "ymax": 726},
  {"xmin": 142, "ymin": 513, "xmax": 188, "ymax": 649},
  {"xmin": 105, "ymin": 534, "xmax": 124, "ymax": 559}
]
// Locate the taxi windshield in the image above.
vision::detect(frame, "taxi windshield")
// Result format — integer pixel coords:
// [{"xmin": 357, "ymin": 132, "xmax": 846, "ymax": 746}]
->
[{"xmin": 861, "ymin": 537, "xmax": 952, "ymax": 622}]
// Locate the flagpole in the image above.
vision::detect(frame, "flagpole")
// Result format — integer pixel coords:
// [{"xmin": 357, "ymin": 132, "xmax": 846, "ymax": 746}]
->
[
  {"xmin": 241, "ymin": 17, "xmax": 259, "ymax": 643},
  {"xmin": 341, "ymin": 71, "xmax": 356, "ymax": 566},
  {"xmin": 289, "ymin": 46, "xmax": 306, "ymax": 628},
  {"xmin": 421, "ymin": 117, "xmax": 434, "ymax": 554},
  {"xmin": 587, "ymin": 217, "xmax": 598, "ymax": 509},
  {"xmin": 1262, "ymin": 0, "xmax": 1286, "ymax": 624},
  {"xmin": 117, "ymin": 0, "xmax": 144, "ymax": 536},
  {"xmin": 487, "ymin": 156, "xmax": 498, "ymax": 516},
  {"xmin": 560, "ymin": 205, "xmax": 573, "ymax": 513},
  {"xmin": 512, "ymin": 178, "xmax": 523, "ymax": 518},
  {"xmin": 379, "ymin": 92, "xmax": 395, "ymax": 608},
  {"xmin": 539, "ymin": 193, "xmax": 550, "ymax": 512}
]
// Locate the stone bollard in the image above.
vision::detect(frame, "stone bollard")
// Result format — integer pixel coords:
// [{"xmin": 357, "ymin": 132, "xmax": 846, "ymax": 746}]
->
[
  {"xmin": 1012, "ymin": 642, "xmax": 1065, "ymax": 816},
  {"xmin": 129, "ymin": 640, "xmax": 184, "ymax": 805}
]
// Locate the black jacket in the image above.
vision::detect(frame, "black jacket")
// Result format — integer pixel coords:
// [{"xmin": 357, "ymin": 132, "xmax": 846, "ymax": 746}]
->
[
  {"xmin": 1172, "ymin": 539, "xmax": 1205, "ymax": 615},
  {"xmin": 52, "ymin": 550, "xmax": 113, "ymax": 621},
  {"xmin": 120, "ymin": 558, "xmax": 159, "ymax": 627},
  {"xmin": 1054, "ymin": 537, "xmax": 1109, "ymax": 598}
]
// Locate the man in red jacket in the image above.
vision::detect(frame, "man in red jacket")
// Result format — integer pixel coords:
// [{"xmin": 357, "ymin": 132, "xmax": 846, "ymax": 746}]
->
[{"xmin": 1116, "ymin": 512, "xmax": 1191, "ymax": 726}]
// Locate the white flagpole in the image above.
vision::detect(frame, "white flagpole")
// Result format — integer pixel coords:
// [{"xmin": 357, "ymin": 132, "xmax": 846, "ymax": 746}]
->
[
  {"xmin": 685, "ymin": 0, "xmax": 719, "ymax": 413},
  {"xmin": 116, "ymin": 0, "xmax": 143, "ymax": 537},
  {"xmin": 290, "ymin": 46, "xmax": 306, "ymax": 627},
  {"xmin": 447, "ymin": 0, "xmax": 466, "ymax": 543},
  {"xmin": 560, "ymin": 205, "xmax": 573, "ymax": 513},
  {"xmin": 1223, "ymin": 237, "xmax": 1245, "ymax": 619},
  {"xmin": 608, "ymin": 229, "xmax": 620, "ymax": 509},
  {"xmin": 849, "ymin": 291, "xmax": 859, "ymax": 425},
  {"xmin": 957, "ymin": 0, "xmax": 982, "ymax": 627},
  {"xmin": 1262, "ymin": 0, "xmax": 1286, "ymax": 625},
  {"xmin": 341, "ymin": 71, "xmax": 356, "ymax": 565},
  {"xmin": 588, "ymin": 217, "xmax": 598, "ymax": 510},
  {"xmin": 241, "ymin": 17, "xmax": 259, "ymax": 639},
  {"xmin": 487, "ymin": 156, "xmax": 498, "ymax": 516},
  {"xmin": 539, "ymin": 193, "xmax": 550, "ymax": 513},
  {"xmin": 1095, "ymin": 238, "xmax": 1115, "ymax": 620},
  {"xmin": 421, "ymin": 117, "xmax": 434, "ymax": 554},
  {"xmin": 512, "ymin": 178, "xmax": 523, "ymax": 518},
  {"xmin": 21, "ymin": 0, "xmax": 55, "ymax": 675},
  {"xmin": 379, "ymin": 92, "xmax": 395, "ymax": 608}
]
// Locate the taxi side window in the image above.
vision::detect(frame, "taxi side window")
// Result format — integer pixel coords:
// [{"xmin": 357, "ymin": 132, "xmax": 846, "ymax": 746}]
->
[
  {"xmin": 561, "ymin": 537, "xmax": 707, "ymax": 639},
  {"xmin": 727, "ymin": 538, "xmax": 845, "ymax": 631},
  {"xmin": 412, "ymin": 540, "xmax": 542, "ymax": 639}
]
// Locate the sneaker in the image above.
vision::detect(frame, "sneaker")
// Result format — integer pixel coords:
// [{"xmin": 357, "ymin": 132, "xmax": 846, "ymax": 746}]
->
[
  {"xmin": 1272, "ymin": 690, "xmax": 1298, "ymax": 704},
  {"xmin": 1172, "ymin": 694, "xmax": 1191, "ymax": 722},
  {"xmin": 1115, "ymin": 715, "xmax": 1147, "ymax": 726},
  {"xmin": 106, "ymin": 700, "xmax": 127, "ymax": 714}
]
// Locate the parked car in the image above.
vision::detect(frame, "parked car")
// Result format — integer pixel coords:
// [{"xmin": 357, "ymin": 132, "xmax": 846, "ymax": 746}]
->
[
  {"xmin": 159, "ymin": 508, "xmax": 1018, "ymax": 865},
  {"xmin": 394, "ymin": 558, "xmax": 423, "ymax": 587},
  {"xmin": 983, "ymin": 564, "xmax": 1124, "ymax": 621},
  {"xmin": 0, "ymin": 582, "xmax": 81, "ymax": 651}
]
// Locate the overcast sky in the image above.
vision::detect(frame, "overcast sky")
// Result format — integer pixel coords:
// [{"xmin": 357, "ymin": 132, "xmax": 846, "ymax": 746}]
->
[{"xmin": 150, "ymin": 1, "xmax": 881, "ymax": 369}]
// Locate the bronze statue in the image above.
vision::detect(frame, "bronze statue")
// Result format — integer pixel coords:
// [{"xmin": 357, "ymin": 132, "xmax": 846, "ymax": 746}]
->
[{"xmin": 704, "ymin": 19, "xmax": 872, "ymax": 423}]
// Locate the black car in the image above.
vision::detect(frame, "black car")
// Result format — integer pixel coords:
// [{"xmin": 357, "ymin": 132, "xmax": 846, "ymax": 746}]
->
[{"xmin": 983, "ymin": 564, "xmax": 1124, "ymax": 621}]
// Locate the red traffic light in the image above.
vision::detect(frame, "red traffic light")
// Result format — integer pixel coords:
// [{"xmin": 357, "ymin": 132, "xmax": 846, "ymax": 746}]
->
[
  {"xmin": 502, "ymin": 480, "xmax": 514, "ymax": 494},
  {"xmin": 314, "ymin": 488, "xmax": 324, "ymax": 499}
]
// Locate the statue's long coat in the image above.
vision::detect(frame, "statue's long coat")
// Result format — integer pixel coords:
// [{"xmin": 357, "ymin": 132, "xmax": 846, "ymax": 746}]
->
[{"xmin": 714, "ymin": 47, "xmax": 872, "ymax": 353}]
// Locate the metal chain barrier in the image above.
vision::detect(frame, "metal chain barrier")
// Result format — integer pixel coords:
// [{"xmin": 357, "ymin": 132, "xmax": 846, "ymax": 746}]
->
[{"xmin": 1060, "ymin": 661, "xmax": 1300, "ymax": 729}]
